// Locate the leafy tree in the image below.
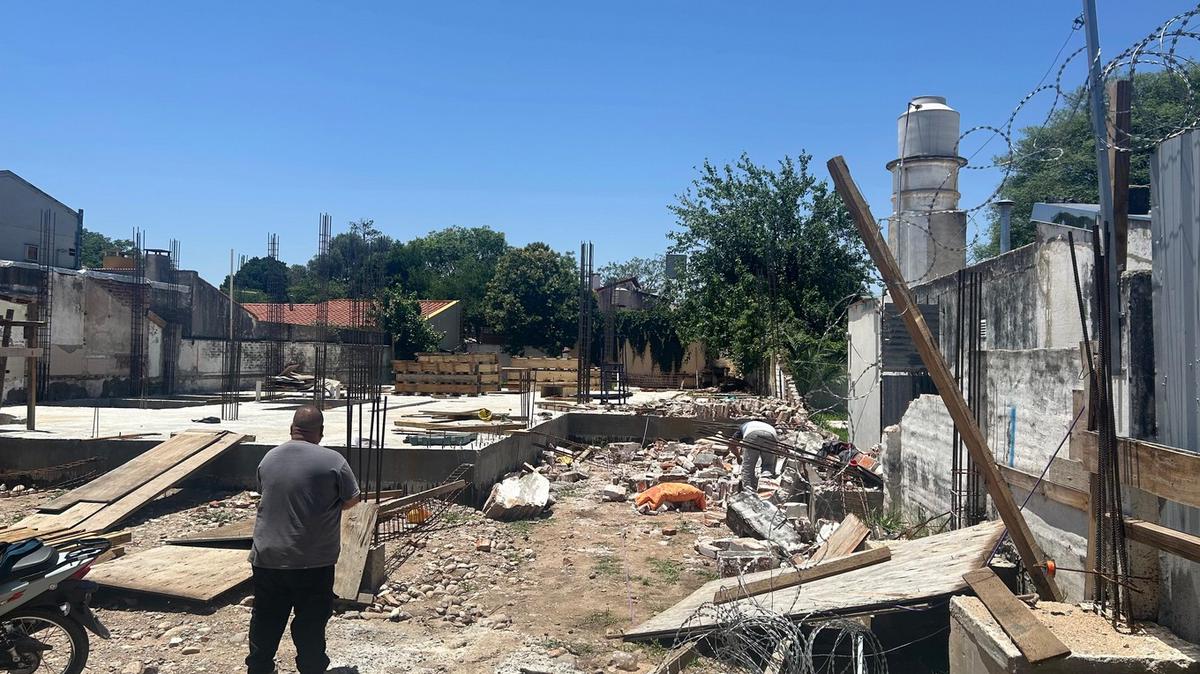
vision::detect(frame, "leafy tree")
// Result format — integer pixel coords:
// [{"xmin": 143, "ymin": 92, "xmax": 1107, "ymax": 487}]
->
[
  {"xmin": 598, "ymin": 256, "xmax": 666, "ymax": 294},
  {"xmin": 483, "ymin": 242, "xmax": 577, "ymax": 355},
  {"xmin": 667, "ymin": 152, "xmax": 870, "ymax": 378},
  {"xmin": 408, "ymin": 227, "xmax": 509, "ymax": 336},
  {"xmin": 976, "ymin": 68, "xmax": 1200, "ymax": 257},
  {"xmin": 372, "ymin": 283, "xmax": 442, "ymax": 359},
  {"xmin": 223, "ymin": 256, "xmax": 289, "ymax": 303},
  {"xmin": 79, "ymin": 228, "xmax": 133, "ymax": 268}
]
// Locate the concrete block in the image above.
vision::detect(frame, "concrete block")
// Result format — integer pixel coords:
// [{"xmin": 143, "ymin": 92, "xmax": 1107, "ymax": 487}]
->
[{"xmin": 716, "ymin": 550, "xmax": 779, "ymax": 578}]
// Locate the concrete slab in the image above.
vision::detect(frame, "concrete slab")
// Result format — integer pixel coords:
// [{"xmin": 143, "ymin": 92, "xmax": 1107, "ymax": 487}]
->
[
  {"xmin": 0, "ymin": 389, "xmax": 679, "ymax": 448},
  {"xmin": 950, "ymin": 596, "xmax": 1200, "ymax": 674}
]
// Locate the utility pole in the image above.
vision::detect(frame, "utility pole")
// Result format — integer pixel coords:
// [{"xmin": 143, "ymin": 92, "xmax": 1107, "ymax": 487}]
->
[{"xmin": 1082, "ymin": 0, "xmax": 1121, "ymax": 371}]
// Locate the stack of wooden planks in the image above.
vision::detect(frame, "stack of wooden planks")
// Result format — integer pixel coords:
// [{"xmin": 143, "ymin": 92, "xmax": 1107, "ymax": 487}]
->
[
  {"xmin": 393, "ymin": 406, "xmax": 524, "ymax": 434},
  {"xmin": 393, "ymin": 353, "xmax": 500, "ymax": 395},
  {"xmin": 6, "ymin": 430, "xmax": 248, "ymax": 538},
  {"xmin": 502, "ymin": 357, "xmax": 599, "ymax": 395}
]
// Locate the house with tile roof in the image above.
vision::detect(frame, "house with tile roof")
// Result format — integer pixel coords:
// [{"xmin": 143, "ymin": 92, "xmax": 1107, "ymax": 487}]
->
[{"xmin": 242, "ymin": 298, "xmax": 462, "ymax": 351}]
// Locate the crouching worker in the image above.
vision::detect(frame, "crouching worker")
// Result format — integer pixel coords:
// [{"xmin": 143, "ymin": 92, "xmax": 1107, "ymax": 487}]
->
[{"xmin": 729, "ymin": 420, "xmax": 778, "ymax": 493}]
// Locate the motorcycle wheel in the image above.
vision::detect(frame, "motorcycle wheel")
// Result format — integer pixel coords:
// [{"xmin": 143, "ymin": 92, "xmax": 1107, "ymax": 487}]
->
[{"xmin": 0, "ymin": 608, "xmax": 88, "ymax": 674}]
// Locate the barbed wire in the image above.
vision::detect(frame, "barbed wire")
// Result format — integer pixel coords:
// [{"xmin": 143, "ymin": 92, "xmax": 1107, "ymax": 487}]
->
[{"xmin": 887, "ymin": 3, "xmax": 1200, "ymax": 282}]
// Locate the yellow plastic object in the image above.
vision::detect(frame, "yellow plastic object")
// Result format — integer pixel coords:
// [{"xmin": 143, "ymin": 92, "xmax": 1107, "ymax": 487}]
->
[
  {"xmin": 406, "ymin": 506, "xmax": 432, "ymax": 524},
  {"xmin": 478, "ymin": 408, "xmax": 493, "ymax": 421}
]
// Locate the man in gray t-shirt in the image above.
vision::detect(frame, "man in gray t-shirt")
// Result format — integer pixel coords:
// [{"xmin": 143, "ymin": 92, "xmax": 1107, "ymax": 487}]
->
[{"xmin": 247, "ymin": 405, "xmax": 359, "ymax": 674}]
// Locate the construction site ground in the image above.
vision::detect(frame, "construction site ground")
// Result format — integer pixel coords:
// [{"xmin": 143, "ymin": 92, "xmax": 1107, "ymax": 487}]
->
[{"xmin": 0, "ymin": 461, "xmax": 726, "ymax": 674}]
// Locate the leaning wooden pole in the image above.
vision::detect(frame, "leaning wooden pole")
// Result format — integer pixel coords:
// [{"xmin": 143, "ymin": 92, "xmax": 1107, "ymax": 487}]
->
[{"xmin": 827, "ymin": 155, "xmax": 1063, "ymax": 601}]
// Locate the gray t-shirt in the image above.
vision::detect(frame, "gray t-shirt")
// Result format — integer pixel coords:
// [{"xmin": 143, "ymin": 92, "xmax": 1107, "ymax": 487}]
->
[{"xmin": 249, "ymin": 440, "xmax": 360, "ymax": 570}]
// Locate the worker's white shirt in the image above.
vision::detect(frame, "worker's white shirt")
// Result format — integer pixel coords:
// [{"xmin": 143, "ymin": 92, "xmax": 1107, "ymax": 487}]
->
[{"xmin": 739, "ymin": 420, "xmax": 777, "ymax": 442}]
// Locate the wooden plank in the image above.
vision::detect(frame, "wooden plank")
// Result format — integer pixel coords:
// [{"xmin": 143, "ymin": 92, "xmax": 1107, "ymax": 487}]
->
[
  {"xmin": 15, "ymin": 502, "xmax": 107, "ymax": 531},
  {"xmin": 804, "ymin": 513, "xmax": 869, "ymax": 564},
  {"xmin": 650, "ymin": 641, "xmax": 699, "ymax": 674},
  {"xmin": 73, "ymin": 432, "xmax": 249, "ymax": 532},
  {"xmin": 87, "ymin": 545, "xmax": 252, "ymax": 602},
  {"xmin": 166, "ymin": 517, "xmax": 257, "ymax": 545},
  {"xmin": 1124, "ymin": 517, "xmax": 1200, "ymax": 563},
  {"xmin": 1073, "ymin": 430, "xmax": 1200, "ymax": 509},
  {"xmin": 1085, "ymin": 474, "xmax": 1099, "ymax": 598},
  {"xmin": 715, "ymin": 546, "xmax": 891, "ymax": 604},
  {"xmin": 376, "ymin": 480, "xmax": 468, "ymax": 516},
  {"xmin": 0, "ymin": 347, "xmax": 41, "ymax": 359},
  {"xmin": 333, "ymin": 501, "xmax": 379, "ymax": 601},
  {"xmin": 997, "ymin": 464, "xmax": 1089, "ymax": 511},
  {"xmin": 827, "ymin": 155, "xmax": 1062, "ymax": 602},
  {"xmin": 962, "ymin": 568, "xmax": 1070, "ymax": 664},
  {"xmin": 625, "ymin": 521, "xmax": 1004, "ymax": 641},
  {"xmin": 40, "ymin": 431, "xmax": 223, "ymax": 512}
]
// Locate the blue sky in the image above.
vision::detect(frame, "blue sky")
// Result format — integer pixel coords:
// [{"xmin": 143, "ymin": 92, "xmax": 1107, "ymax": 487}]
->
[{"xmin": 0, "ymin": 1, "xmax": 1191, "ymax": 284}]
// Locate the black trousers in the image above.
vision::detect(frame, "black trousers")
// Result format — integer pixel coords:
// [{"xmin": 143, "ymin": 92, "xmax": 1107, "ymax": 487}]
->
[{"xmin": 246, "ymin": 564, "xmax": 335, "ymax": 674}]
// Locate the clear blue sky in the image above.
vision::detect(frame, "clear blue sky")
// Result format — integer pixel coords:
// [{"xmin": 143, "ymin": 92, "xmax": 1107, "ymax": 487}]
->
[{"xmin": 0, "ymin": 1, "xmax": 1190, "ymax": 284}]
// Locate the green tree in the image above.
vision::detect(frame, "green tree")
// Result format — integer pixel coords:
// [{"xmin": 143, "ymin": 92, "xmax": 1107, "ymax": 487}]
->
[
  {"xmin": 372, "ymin": 283, "xmax": 442, "ymax": 359},
  {"xmin": 667, "ymin": 152, "xmax": 870, "ymax": 378},
  {"xmin": 483, "ymin": 242, "xmax": 577, "ymax": 355},
  {"xmin": 408, "ymin": 227, "xmax": 509, "ymax": 336},
  {"xmin": 223, "ymin": 256, "xmax": 289, "ymax": 303},
  {"xmin": 79, "ymin": 228, "xmax": 133, "ymax": 268},
  {"xmin": 976, "ymin": 68, "xmax": 1200, "ymax": 257},
  {"xmin": 598, "ymin": 256, "xmax": 666, "ymax": 294}
]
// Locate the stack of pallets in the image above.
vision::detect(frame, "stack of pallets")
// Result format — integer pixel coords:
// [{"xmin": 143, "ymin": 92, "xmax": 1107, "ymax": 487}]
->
[
  {"xmin": 503, "ymin": 357, "xmax": 599, "ymax": 396},
  {"xmin": 393, "ymin": 353, "xmax": 500, "ymax": 396}
]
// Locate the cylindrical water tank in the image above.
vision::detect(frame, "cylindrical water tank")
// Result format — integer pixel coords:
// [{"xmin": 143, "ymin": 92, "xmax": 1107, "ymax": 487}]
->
[{"xmin": 897, "ymin": 95, "xmax": 960, "ymax": 159}]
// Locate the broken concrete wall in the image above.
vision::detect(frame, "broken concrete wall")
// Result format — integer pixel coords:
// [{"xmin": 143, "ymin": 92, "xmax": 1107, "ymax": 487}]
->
[
  {"xmin": 892, "ymin": 394, "xmax": 955, "ymax": 520},
  {"xmin": 982, "ymin": 349, "xmax": 1080, "ymax": 475}
]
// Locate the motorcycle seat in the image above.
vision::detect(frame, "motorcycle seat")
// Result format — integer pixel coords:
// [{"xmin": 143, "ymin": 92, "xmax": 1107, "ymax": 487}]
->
[{"xmin": 0, "ymin": 540, "xmax": 59, "ymax": 583}]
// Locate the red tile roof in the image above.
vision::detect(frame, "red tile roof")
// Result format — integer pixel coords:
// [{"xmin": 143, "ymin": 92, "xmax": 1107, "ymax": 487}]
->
[{"xmin": 243, "ymin": 299, "xmax": 457, "ymax": 328}]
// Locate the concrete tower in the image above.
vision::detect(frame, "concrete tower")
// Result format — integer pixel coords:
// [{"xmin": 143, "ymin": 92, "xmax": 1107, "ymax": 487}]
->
[{"xmin": 886, "ymin": 96, "xmax": 968, "ymax": 285}]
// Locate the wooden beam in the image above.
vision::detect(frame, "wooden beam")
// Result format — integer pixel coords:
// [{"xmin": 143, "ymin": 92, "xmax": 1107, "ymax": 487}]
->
[
  {"xmin": 997, "ymin": 464, "xmax": 1089, "ymax": 511},
  {"xmin": 802, "ymin": 513, "xmax": 869, "ymax": 564},
  {"xmin": 963, "ymin": 568, "xmax": 1070, "ymax": 664},
  {"xmin": 827, "ymin": 155, "xmax": 1063, "ymax": 601},
  {"xmin": 1073, "ymin": 430, "xmax": 1200, "ymax": 509},
  {"xmin": 0, "ymin": 347, "xmax": 43, "ymax": 359},
  {"xmin": 376, "ymin": 480, "xmax": 468, "ymax": 515},
  {"xmin": 713, "ymin": 546, "xmax": 890, "ymax": 604},
  {"xmin": 650, "ymin": 641, "xmax": 699, "ymax": 674},
  {"xmin": 1124, "ymin": 518, "xmax": 1200, "ymax": 563},
  {"xmin": 1085, "ymin": 474, "xmax": 1099, "ymax": 599},
  {"xmin": 1108, "ymin": 79, "xmax": 1132, "ymax": 269}
]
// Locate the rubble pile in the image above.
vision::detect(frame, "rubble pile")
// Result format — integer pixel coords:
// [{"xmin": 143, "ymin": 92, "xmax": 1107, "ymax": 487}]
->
[
  {"xmin": 357, "ymin": 504, "xmax": 526, "ymax": 628},
  {"xmin": 635, "ymin": 393, "xmax": 816, "ymax": 430}
]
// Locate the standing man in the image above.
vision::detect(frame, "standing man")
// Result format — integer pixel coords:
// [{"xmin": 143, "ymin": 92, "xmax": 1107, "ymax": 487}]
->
[
  {"xmin": 729, "ymin": 420, "xmax": 778, "ymax": 493},
  {"xmin": 247, "ymin": 405, "xmax": 360, "ymax": 674}
]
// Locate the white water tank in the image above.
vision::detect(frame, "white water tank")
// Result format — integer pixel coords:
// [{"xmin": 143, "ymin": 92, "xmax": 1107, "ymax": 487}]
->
[
  {"xmin": 897, "ymin": 96, "xmax": 961, "ymax": 158},
  {"xmin": 887, "ymin": 96, "xmax": 967, "ymax": 285}
]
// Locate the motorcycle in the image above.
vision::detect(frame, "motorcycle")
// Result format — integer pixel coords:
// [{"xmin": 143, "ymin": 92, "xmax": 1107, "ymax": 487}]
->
[{"xmin": 0, "ymin": 537, "xmax": 111, "ymax": 674}]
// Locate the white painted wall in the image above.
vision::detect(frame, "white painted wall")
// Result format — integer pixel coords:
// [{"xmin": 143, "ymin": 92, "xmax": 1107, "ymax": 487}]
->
[{"xmin": 847, "ymin": 298, "xmax": 881, "ymax": 450}]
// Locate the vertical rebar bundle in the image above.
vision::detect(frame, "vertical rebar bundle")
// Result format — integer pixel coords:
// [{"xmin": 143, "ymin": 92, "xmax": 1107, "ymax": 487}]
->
[
  {"xmin": 35, "ymin": 210, "xmax": 55, "ymax": 395},
  {"xmin": 344, "ymin": 223, "xmax": 385, "ymax": 452},
  {"xmin": 576, "ymin": 242, "xmax": 593, "ymax": 402},
  {"xmin": 1087, "ymin": 225, "xmax": 1133, "ymax": 626},
  {"xmin": 264, "ymin": 233, "xmax": 284, "ymax": 399},
  {"xmin": 519, "ymin": 369, "xmax": 534, "ymax": 429},
  {"xmin": 161, "ymin": 239, "xmax": 181, "ymax": 395},
  {"xmin": 128, "ymin": 228, "xmax": 147, "ymax": 403},
  {"xmin": 313, "ymin": 214, "xmax": 332, "ymax": 409},
  {"xmin": 221, "ymin": 251, "xmax": 243, "ymax": 420},
  {"xmin": 951, "ymin": 271, "xmax": 986, "ymax": 529}
]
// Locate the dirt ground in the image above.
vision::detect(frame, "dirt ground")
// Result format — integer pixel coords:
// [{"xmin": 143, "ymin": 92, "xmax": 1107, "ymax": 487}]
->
[{"xmin": 0, "ymin": 467, "xmax": 727, "ymax": 674}]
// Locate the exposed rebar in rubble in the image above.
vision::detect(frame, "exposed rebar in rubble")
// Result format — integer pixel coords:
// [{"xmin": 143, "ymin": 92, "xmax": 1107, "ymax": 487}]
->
[{"xmin": 378, "ymin": 463, "xmax": 474, "ymax": 573}]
